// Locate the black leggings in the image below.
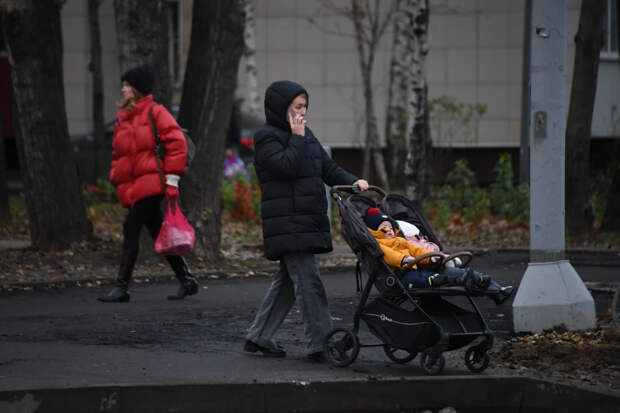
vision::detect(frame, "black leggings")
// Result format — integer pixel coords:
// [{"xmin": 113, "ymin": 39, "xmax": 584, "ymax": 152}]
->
[
  {"xmin": 122, "ymin": 195, "xmax": 166, "ymax": 252},
  {"xmin": 118, "ymin": 195, "xmax": 185, "ymax": 282}
]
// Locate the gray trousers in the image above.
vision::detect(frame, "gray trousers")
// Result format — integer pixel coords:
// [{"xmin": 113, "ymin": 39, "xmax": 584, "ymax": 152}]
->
[{"xmin": 246, "ymin": 252, "xmax": 333, "ymax": 354}]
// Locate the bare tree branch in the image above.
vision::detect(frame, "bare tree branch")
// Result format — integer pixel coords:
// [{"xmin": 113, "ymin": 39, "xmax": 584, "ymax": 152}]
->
[{"xmin": 305, "ymin": 16, "xmax": 356, "ymax": 38}]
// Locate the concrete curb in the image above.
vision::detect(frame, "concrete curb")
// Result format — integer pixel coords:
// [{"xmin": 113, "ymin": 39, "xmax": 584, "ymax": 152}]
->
[
  {"xmin": 459, "ymin": 247, "xmax": 620, "ymax": 257},
  {"xmin": 1, "ymin": 243, "xmax": 617, "ymax": 291},
  {"xmin": 0, "ymin": 239, "xmax": 31, "ymax": 250},
  {"xmin": 1, "ymin": 376, "xmax": 619, "ymax": 413},
  {"xmin": 585, "ymin": 281, "xmax": 620, "ymax": 294}
]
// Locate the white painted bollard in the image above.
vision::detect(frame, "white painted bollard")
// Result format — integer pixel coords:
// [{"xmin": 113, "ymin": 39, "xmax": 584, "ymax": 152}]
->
[{"xmin": 513, "ymin": 261, "xmax": 595, "ymax": 331}]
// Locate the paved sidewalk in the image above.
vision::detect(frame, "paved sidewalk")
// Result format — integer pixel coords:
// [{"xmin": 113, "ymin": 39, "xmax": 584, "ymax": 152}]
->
[{"xmin": 0, "ymin": 248, "xmax": 619, "ymax": 412}]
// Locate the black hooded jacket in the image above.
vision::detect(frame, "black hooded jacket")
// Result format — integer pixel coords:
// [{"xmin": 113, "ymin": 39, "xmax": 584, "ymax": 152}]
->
[{"xmin": 254, "ymin": 80, "xmax": 359, "ymax": 260}]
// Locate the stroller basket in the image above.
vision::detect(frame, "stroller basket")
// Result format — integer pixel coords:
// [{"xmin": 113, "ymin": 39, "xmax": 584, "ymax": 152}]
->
[
  {"xmin": 362, "ymin": 295, "xmax": 485, "ymax": 353},
  {"xmin": 362, "ymin": 297, "xmax": 438, "ymax": 352}
]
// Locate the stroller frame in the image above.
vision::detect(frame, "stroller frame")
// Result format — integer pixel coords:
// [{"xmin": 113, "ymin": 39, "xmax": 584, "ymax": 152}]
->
[{"xmin": 323, "ymin": 185, "xmax": 494, "ymax": 375}]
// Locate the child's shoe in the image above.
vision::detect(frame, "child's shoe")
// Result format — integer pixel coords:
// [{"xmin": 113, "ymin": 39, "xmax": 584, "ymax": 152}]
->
[{"xmin": 428, "ymin": 273, "xmax": 447, "ymax": 287}]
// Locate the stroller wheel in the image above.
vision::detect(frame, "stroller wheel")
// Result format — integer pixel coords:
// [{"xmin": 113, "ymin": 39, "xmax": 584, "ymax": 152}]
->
[
  {"xmin": 419, "ymin": 349, "xmax": 445, "ymax": 375},
  {"xmin": 323, "ymin": 328, "xmax": 359, "ymax": 367},
  {"xmin": 464, "ymin": 346, "xmax": 490, "ymax": 373},
  {"xmin": 383, "ymin": 345, "xmax": 417, "ymax": 364}
]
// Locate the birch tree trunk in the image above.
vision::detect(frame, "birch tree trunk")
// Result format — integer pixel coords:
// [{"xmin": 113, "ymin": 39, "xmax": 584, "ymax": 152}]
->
[
  {"xmin": 242, "ymin": 0, "xmax": 260, "ymax": 117},
  {"xmin": 1, "ymin": 0, "xmax": 92, "ymax": 250},
  {"xmin": 565, "ymin": 0, "xmax": 605, "ymax": 235},
  {"xmin": 88, "ymin": 0, "xmax": 105, "ymax": 183},
  {"xmin": 385, "ymin": 0, "xmax": 431, "ymax": 200},
  {"xmin": 177, "ymin": 0, "xmax": 245, "ymax": 263},
  {"xmin": 402, "ymin": 0, "xmax": 431, "ymax": 202},
  {"xmin": 113, "ymin": 0, "xmax": 171, "ymax": 108},
  {"xmin": 385, "ymin": 0, "xmax": 410, "ymax": 190}
]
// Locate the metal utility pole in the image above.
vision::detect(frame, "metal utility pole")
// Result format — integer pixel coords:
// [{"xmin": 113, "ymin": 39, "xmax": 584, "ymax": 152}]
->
[{"xmin": 512, "ymin": 0, "xmax": 595, "ymax": 332}]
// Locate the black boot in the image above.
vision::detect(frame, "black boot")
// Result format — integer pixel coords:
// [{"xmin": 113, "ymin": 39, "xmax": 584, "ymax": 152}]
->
[
  {"xmin": 485, "ymin": 281, "xmax": 515, "ymax": 306},
  {"xmin": 473, "ymin": 272, "xmax": 491, "ymax": 289},
  {"xmin": 455, "ymin": 267, "xmax": 476, "ymax": 290},
  {"xmin": 98, "ymin": 248, "xmax": 137, "ymax": 303},
  {"xmin": 455, "ymin": 268, "xmax": 491, "ymax": 290},
  {"xmin": 166, "ymin": 256, "xmax": 199, "ymax": 300},
  {"xmin": 98, "ymin": 285, "xmax": 130, "ymax": 302}
]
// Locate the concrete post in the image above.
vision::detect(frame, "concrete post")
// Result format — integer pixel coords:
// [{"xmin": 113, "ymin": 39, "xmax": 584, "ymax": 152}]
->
[{"xmin": 512, "ymin": 0, "xmax": 595, "ymax": 332}]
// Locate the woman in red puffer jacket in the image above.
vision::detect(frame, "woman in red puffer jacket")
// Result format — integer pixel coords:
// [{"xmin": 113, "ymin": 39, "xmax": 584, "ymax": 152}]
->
[{"xmin": 98, "ymin": 64, "xmax": 198, "ymax": 303}]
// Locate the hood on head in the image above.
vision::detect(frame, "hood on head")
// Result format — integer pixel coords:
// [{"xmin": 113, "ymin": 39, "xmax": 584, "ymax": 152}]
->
[{"xmin": 264, "ymin": 80, "xmax": 308, "ymax": 132}]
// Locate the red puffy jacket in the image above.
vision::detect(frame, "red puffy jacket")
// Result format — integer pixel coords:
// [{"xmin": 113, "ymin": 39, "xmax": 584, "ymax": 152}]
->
[{"xmin": 109, "ymin": 95, "xmax": 187, "ymax": 207}]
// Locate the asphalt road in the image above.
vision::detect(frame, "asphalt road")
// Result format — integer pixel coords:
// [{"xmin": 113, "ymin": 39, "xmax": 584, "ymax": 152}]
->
[{"xmin": 0, "ymin": 250, "xmax": 618, "ymax": 395}]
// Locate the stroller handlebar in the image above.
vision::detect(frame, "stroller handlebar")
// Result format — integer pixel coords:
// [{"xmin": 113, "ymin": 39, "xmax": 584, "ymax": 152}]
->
[
  {"xmin": 331, "ymin": 185, "xmax": 386, "ymax": 197},
  {"xmin": 403, "ymin": 251, "xmax": 474, "ymax": 270},
  {"xmin": 443, "ymin": 251, "xmax": 473, "ymax": 268},
  {"xmin": 402, "ymin": 252, "xmax": 445, "ymax": 270}
]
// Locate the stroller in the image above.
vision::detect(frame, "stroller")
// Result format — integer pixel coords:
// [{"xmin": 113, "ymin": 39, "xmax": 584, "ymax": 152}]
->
[{"xmin": 323, "ymin": 185, "xmax": 494, "ymax": 375}]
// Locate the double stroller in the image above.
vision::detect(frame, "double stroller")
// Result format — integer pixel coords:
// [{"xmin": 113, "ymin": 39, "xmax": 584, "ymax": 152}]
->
[{"xmin": 322, "ymin": 186, "xmax": 494, "ymax": 375}]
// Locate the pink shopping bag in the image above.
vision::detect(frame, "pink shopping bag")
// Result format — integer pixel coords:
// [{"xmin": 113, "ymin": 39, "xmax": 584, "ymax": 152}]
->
[{"xmin": 155, "ymin": 200, "xmax": 195, "ymax": 255}]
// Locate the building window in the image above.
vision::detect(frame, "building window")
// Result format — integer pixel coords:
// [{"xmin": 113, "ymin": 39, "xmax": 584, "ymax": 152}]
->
[
  {"xmin": 602, "ymin": 0, "xmax": 618, "ymax": 59},
  {"xmin": 166, "ymin": 0, "xmax": 183, "ymax": 86}
]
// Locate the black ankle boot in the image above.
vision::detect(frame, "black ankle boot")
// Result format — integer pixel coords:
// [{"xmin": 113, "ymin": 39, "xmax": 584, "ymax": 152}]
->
[
  {"xmin": 490, "ymin": 286, "xmax": 515, "ymax": 306},
  {"xmin": 456, "ymin": 267, "xmax": 476, "ymax": 290},
  {"xmin": 167, "ymin": 276, "xmax": 199, "ymax": 300},
  {"xmin": 99, "ymin": 247, "xmax": 136, "ymax": 303},
  {"xmin": 166, "ymin": 256, "xmax": 199, "ymax": 300},
  {"xmin": 473, "ymin": 273, "xmax": 491, "ymax": 289},
  {"xmin": 98, "ymin": 286, "xmax": 130, "ymax": 303}
]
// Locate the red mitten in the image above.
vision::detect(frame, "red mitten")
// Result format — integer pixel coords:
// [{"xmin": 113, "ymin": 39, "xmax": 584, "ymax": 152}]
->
[{"xmin": 165, "ymin": 185, "xmax": 179, "ymax": 201}]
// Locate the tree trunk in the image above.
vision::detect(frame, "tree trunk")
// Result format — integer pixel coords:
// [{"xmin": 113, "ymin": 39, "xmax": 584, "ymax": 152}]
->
[
  {"xmin": 242, "ymin": 0, "xmax": 260, "ymax": 117},
  {"xmin": 385, "ymin": 0, "xmax": 409, "ymax": 190},
  {"xmin": 602, "ymin": 139, "xmax": 620, "ymax": 230},
  {"xmin": 113, "ymin": 0, "xmax": 171, "ymax": 108},
  {"xmin": 0, "ymin": 45, "xmax": 13, "ymax": 221},
  {"xmin": 386, "ymin": 0, "xmax": 431, "ymax": 199},
  {"xmin": 402, "ymin": 0, "xmax": 431, "ymax": 202},
  {"xmin": 601, "ymin": 0, "xmax": 620, "ymax": 231},
  {"xmin": 565, "ymin": 0, "xmax": 605, "ymax": 236},
  {"xmin": 88, "ymin": 0, "xmax": 105, "ymax": 184},
  {"xmin": 0, "ymin": 119, "xmax": 7, "ymax": 220},
  {"xmin": 362, "ymin": 68, "xmax": 389, "ymax": 191},
  {"xmin": 351, "ymin": 0, "xmax": 390, "ymax": 190},
  {"xmin": 177, "ymin": 0, "xmax": 245, "ymax": 263},
  {"xmin": 1, "ymin": 0, "xmax": 92, "ymax": 250}
]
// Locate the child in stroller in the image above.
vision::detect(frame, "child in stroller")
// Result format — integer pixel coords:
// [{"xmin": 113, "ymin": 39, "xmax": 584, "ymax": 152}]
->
[
  {"xmin": 364, "ymin": 207, "xmax": 514, "ymax": 305},
  {"xmin": 323, "ymin": 185, "xmax": 510, "ymax": 375}
]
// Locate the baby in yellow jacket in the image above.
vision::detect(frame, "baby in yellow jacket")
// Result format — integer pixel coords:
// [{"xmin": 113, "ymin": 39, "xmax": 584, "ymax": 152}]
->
[{"xmin": 364, "ymin": 207, "xmax": 514, "ymax": 305}]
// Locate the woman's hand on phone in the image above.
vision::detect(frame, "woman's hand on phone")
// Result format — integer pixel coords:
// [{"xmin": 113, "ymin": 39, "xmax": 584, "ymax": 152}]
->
[{"xmin": 288, "ymin": 111, "xmax": 306, "ymax": 136}]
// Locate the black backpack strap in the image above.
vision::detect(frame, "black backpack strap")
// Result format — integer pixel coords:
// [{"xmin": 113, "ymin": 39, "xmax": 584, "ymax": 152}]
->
[
  {"xmin": 148, "ymin": 104, "xmax": 166, "ymax": 191},
  {"xmin": 148, "ymin": 104, "xmax": 162, "ymax": 147}
]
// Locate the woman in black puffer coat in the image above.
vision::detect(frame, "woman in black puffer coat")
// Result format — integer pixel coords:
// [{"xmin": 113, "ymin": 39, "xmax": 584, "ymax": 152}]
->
[{"xmin": 244, "ymin": 80, "xmax": 368, "ymax": 360}]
